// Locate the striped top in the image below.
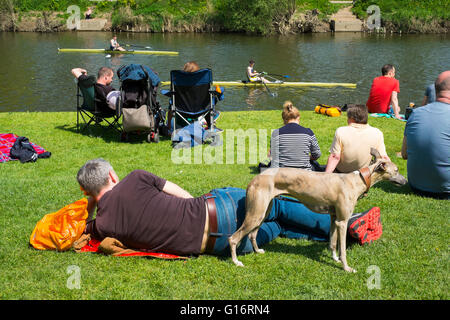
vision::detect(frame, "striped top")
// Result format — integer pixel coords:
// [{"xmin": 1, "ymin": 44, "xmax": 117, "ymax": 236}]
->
[{"xmin": 270, "ymin": 122, "xmax": 321, "ymax": 170}]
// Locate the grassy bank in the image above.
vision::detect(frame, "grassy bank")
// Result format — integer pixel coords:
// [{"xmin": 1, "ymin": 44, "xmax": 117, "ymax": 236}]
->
[
  {"xmin": 2, "ymin": 0, "xmax": 448, "ymax": 33},
  {"xmin": 352, "ymin": 0, "xmax": 450, "ymax": 33},
  {"xmin": 0, "ymin": 110, "xmax": 448, "ymax": 300}
]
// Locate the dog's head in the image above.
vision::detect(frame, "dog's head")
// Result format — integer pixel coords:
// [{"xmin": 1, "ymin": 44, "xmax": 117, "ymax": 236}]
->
[{"xmin": 369, "ymin": 148, "xmax": 407, "ymax": 186}]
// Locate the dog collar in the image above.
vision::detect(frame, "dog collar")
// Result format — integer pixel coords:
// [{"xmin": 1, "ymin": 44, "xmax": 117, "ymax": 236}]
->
[{"xmin": 359, "ymin": 167, "xmax": 371, "ymax": 194}]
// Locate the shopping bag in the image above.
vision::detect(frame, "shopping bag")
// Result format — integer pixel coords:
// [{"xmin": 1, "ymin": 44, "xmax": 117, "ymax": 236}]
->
[{"xmin": 30, "ymin": 198, "xmax": 88, "ymax": 251}]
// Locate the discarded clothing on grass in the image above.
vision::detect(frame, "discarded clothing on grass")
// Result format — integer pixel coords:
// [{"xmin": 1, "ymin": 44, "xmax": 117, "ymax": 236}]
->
[
  {"xmin": 172, "ymin": 121, "xmax": 222, "ymax": 149},
  {"xmin": 0, "ymin": 133, "xmax": 51, "ymax": 163},
  {"xmin": 73, "ymin": 234, "xmax": 188, "ymax": 260}
]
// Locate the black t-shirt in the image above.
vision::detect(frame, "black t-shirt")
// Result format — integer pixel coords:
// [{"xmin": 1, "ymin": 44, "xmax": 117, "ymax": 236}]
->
[
  {"xmin": 78, "ymin": 74, "xmax": 115, "ymax": 110},
  {"xmin": 85, "ymin": 170, "xmax": 206, "ymax": 255}
]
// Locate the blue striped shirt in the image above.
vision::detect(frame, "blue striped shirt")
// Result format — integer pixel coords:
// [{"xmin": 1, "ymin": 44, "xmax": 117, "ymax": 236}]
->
[{"xmin": 270, "ymin": 123, "xmax": 321, "ymax": 170}]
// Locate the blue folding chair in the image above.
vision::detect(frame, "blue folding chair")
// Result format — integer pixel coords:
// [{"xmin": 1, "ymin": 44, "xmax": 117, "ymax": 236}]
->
[{"xmin": 162, "ymin": 68, "xmax": 224, "ymax": 133}]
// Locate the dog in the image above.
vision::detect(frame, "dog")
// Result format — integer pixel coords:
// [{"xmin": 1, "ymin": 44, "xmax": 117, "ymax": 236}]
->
[{"xmin": 228, "ymin": 148, "xmax": 407, "ymax": 272}]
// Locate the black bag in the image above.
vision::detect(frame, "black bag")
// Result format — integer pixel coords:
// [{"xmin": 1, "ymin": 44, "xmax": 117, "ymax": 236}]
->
[
  {"xmin": 405, "ymin": 104, "xmax": 416, "ymax": 120},
  {"xmin": 10, "ymin": 136, "xmax": 51, "ymax": 163}
]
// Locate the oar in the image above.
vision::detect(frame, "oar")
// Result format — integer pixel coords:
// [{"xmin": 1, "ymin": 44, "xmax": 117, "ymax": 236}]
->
[
  {"xmin": 125, "ymin": 44, "xmax": 152, "ymax": 50},
  {"xmin": 259, "ymin": 73, "xmax": 277, "ymax": 97},
  {"xmin": 268, "ymin": 73, "xmax": 291, "ymax": 79},
  {"xmin": 264, "ymin": 73, "xmax": 284, "ymax": 84}
]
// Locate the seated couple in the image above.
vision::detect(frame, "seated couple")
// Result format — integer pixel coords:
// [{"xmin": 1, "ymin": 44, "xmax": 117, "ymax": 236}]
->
[
  {"xmin": 77, "ymin": 159, "xmax": 383, "ymax": 259},
  {"xmin": 269, "ymin": 102, "xmax": 389, "ymax": 174},
  {"xmin": 71, "ymin": 67, "xmax": 120, "ymax": 112}
]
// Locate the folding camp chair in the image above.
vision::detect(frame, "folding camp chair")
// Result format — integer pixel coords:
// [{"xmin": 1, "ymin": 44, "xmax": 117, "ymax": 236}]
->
[
  {"xmin": 163, "ymin": 68, "xmax": 223, "ymax": 133},
  {"xmin": 76, "ymin": 75, "xmax": 121, "ymax": 133}
]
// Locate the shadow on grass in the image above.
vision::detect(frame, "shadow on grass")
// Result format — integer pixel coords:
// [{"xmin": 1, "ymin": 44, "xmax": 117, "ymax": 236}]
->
[
  {"xmin": 213, "ymin": 238, "xmax": 360, "ymax": 271},
  {"xmin": 55, "ymin": 124, "xmax": 171, "ymax": 144},
  {"xmin": 263, "ymin": 239, "xmax": 356, "ymax": 270},
  {"xmin": 372, "ymin": 180, "xmax": 414, "ymax": 196}
]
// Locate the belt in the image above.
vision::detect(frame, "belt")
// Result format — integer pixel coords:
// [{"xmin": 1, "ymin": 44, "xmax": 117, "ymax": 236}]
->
[{"xmin": 204, "ymin": 193, "xmax": 218, "ymax": 253}]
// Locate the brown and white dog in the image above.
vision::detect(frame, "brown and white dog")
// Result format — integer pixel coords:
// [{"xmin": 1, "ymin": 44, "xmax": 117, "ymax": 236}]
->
[{"xmin": 228, "ymin": 148, "xmax": 407, "ymax": 272}]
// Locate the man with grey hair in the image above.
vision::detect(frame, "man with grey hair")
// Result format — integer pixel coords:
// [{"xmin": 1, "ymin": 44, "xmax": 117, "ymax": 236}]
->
[
  {"xmin": 76, "ymin": 158, "xmax": 385, "ymax": 256},
  {"xmin": 401, "ymin": 70, "xmax": 450, "ymax": 199}
]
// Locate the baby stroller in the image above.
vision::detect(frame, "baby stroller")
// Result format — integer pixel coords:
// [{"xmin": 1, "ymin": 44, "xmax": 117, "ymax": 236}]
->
[{"xmin": 116, "ymin": 64, "xmax": 165, "ymax": 143}]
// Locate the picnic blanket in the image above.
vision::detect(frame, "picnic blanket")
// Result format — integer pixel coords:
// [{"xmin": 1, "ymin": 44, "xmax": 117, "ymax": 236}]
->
[
  {"xmin": 0, "ymin": 133, "xmax": 50, "ymax": 163},
  {"xmin": 73, "ymin": 234, "xmax": 188, "ymax": 260}
]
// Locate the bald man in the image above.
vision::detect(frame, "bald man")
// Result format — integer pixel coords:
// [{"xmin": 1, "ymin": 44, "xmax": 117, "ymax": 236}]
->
[{"xmin": 401, "ymin": 71, "xmax": 450, "ymax": 199}]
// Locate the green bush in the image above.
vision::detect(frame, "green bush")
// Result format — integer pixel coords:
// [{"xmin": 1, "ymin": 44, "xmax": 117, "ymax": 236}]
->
[
  {"xmin": 352, "ymin": 0, "xmax": 450, "ymax": 21},
  {"xmin": 214, "ymin": 0, "xmax": 296, "ymax": 35},
  {"xmin": 15, "ymin": 0, "xmax": 91, "ymax": 12}
]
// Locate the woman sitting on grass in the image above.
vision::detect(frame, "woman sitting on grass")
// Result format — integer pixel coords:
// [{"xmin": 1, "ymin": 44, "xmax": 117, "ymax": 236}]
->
[{"xmin": 269, "ymin": 101, "xmax": 322, "ymax": 171}]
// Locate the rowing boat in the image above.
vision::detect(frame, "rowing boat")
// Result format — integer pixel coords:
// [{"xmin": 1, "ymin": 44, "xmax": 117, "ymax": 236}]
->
[
  {"xmin": 58, "ymin": 48, "xmax": 179, "ymax": 55},
  {"xmin": 160, "ymin": 81, "xmax": 356, "ymax": 88}
]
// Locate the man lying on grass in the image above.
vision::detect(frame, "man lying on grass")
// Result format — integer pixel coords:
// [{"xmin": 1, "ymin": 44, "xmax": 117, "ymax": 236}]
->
[{"xmin": 77, "ymin": 159, "xmax": 383, "ymax": 257}]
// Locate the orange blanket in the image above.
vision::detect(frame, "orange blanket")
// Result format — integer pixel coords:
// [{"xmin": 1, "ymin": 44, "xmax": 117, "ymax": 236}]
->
[{"xmin": 73, "ymin": 234, "xmax": 188, "ymax": 260}]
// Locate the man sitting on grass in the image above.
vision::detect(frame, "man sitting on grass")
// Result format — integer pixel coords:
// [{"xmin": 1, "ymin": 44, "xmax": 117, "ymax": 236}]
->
[
  {"xmin": 366, "ymin": 64, "xmax": 402, "ymax": 120},
  {"xmin": 325, "ymin": 104, "xmax": 390, "ymax": 173},
  {"xmin": 78, "ymin": 158, "xmax": 383, "ymax": 257},
  {"xmin": 401, "ymin": 70, "xmax": 450, "ymax": 200}
]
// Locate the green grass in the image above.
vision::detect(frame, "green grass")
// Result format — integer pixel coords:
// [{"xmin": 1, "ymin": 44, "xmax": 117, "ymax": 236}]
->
[{"xmin": 0, "ymin": 110, "xmax": 448, "ymax": 300}]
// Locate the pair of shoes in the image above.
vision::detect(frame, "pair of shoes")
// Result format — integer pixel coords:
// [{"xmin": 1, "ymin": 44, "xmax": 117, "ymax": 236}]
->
[{"xmin": 347, "ymin": 207, "xmax": 382, "ymax": 245}]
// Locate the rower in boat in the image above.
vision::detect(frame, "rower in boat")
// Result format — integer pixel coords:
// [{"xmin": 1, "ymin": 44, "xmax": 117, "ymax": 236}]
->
[
  {"xmin": 247, "ymin": 60, "xmax": 284, "ymax": 84},
  {"xmin": 247, "ymin": 60, "xmax": 270, "ymax": 84},
  {"xmin": 110, "ymin": 35, "xmax": 126, "ymax": 52}
]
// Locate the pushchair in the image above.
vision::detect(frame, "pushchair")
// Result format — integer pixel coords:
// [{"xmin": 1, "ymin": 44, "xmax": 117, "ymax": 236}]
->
[{"xmin": 116, "ymin": 64, "xmax": 166, "ymax": 143}]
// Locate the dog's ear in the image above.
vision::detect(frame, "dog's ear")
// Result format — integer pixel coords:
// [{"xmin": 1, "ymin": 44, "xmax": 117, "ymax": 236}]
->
[
  {"xmin": 374, "ymin": 161, "xmax": 386, "ymax": 172},
  {"xmin": 370, "ymin": 148, "xmax": 382, "ymax": 160}
]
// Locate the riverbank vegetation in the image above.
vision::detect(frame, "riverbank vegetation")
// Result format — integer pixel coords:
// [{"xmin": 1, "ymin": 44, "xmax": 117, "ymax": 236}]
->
[
  {"xmin": 0, "ymin": 110, "xmax": 448, "ymax": 299},
  {"xmin": 0, "ymin": 0, "xmax": 449, "ymax": 34},
  {"xmin": 353, "ymin": 0, "xmax": 450, "ymax": 33}
]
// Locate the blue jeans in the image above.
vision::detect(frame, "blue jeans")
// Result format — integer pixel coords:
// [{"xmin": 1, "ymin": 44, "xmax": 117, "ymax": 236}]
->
[{"xmin": 207, "ymin": 187, "xmax": 331, "ymax": 256}]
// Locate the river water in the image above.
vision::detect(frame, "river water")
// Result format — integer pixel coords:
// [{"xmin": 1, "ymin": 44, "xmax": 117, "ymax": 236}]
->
[{"xmin": 0, "ymin": 32, "xmax": 449, "ymax": 113}]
